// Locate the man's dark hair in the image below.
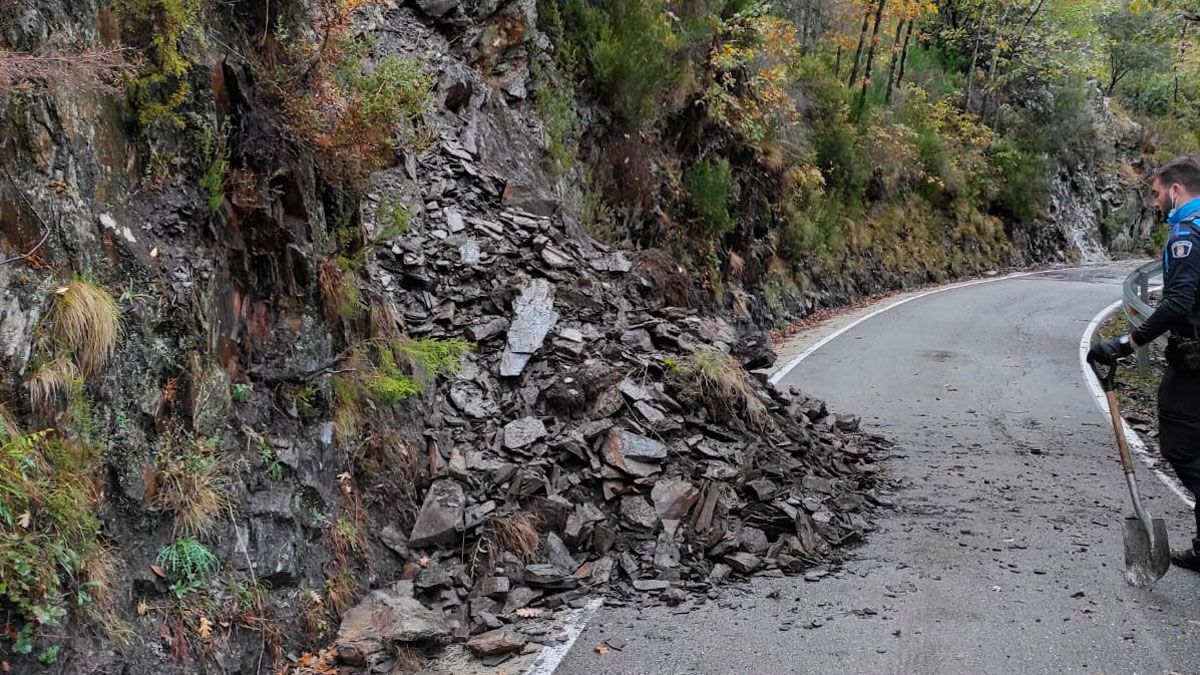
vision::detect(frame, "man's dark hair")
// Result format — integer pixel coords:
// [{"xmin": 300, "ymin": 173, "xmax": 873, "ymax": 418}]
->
[{"xmin": 1155, "ymin": 156, "xmax": 1200, "ymax": 194}]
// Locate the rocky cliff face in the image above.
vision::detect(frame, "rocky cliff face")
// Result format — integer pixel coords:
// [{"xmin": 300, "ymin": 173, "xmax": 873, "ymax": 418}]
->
[{"xmin": 0, "ymin": 2, "xmax": 891, "ymax": 673}]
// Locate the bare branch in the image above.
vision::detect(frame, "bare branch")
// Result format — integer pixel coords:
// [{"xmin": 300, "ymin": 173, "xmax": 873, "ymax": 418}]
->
[
  {"xmin": 0, "ymin": 151, "xmax": 53, "ymax": 267},
  {"xmin": 0, "ymin": 45, "xmax": 135, "ymax": 98}
]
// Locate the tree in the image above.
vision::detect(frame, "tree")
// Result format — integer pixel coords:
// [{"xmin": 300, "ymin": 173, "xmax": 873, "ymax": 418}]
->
[{"xmin": 1099, "ymin": 2, "xmax": 1172, "ymax": 95}]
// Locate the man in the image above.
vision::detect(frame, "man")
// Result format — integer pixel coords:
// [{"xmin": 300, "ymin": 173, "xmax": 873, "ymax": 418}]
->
[{"xmin": 1090, "ymin": 156, "xmax": 1200, "ymax": 570}]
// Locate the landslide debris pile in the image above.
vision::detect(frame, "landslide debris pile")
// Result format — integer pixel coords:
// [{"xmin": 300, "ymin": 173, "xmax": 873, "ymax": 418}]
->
[{"xmin": 330, "ymin": 116, "xmax": 888, "ymax": 667}]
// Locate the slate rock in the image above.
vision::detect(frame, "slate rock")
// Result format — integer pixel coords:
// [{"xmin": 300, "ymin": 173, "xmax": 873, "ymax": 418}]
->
[
  {"xmin": 620, "ymin": 496, "xmax": 658, "ymax": 530},
  {"xmin": 467, "ymin": 628, "xmax": 527, "ymax": 656},
  {"xmin": 652, "ymin": 479, "xmax": 699, "ymax": 521},
  {"xmin": 500, "ymin": 279, "xmax": 559, "ymax": 376},
  {"xmin": 546, "ymin": 532, "xmax": 580, "ymax": 573},
  {"xmin": 725, "ymin": 552, "xmax": 762, "ymax": 574},
  {"xmin": 335, "ymin": 584, "xmax": 450, "ymax": 665},
  {"xmin": 738, "ymin": 526, "xmax": 770, "ymax": 556},
  {"xmin": 480, "ymin": 576, "xmax": 510, "ymax": 598},
  {"xmin": 524, "ymin": 564, "xmax": 566, "ymax": 586},
  {"xmin": 503, "ymin": 416, "xmax": 546, "ymax": 449},
  {"xmin": 409, "ymin": 480, "xmax": 466, "ymax": 547}
]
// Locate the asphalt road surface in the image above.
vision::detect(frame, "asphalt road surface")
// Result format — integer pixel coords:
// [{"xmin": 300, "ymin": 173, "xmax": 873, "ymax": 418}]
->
[{"xmin": 556, "ymin": 265, "xmax": 1200, "ymax": 674}]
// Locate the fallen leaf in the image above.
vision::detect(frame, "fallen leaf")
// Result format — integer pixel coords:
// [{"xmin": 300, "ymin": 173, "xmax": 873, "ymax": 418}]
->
[
  {"xmin": 137, "ymin": 600, "xmax": 150, "ymax": 616},
  {"xmin": 594, "ymin": 645, "xmax": 609, "ymax": 655},
  {"xmin": 198, "ymin": 616, "xmax": 213, "ymax": 639},
  {"xmin": 16, "ymin": 511, "xmax": 30, "ymax": 529},
  {"xmin": 150, "ymin": 564, "xmax": 166, "ymax": 578},
  {"xmin": 54, "ymin": 286, "xmax": 69, "ymax": 295}
]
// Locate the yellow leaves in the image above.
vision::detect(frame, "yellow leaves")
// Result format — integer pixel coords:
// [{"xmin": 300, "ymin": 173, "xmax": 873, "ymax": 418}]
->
[
  {"xmin": 703, "ymin": 13, "xmax": 803, "ymax": 152},
  {"xmin": 197, "ymin": 616, "xmax": 213, "ymax": 639}
]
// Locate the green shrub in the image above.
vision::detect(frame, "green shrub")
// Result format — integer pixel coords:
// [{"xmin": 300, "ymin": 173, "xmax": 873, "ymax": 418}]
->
[
  {"xmin": 0, "ymin": 430, "xmax": 102, "ymax": 631},
  {"xmin": 1123, "ymin": 76, "xmax": 1174, "ymax": 117},
  {"xmin": 814, "ymin": 122, "xmax": 869, "ymax": 198},
  {"xmin": 363, "ymin": 374, "xmax": 421, "ymax": 405},
  {"xmin": 988, "ymin": 136, "xmax": 1049, "ymax": 224},
  {"xmin": 783, "ymin": 193, "xmax": 849, "ymax": 257},
  {"xmin": 531, "ymin": 58, "xmax": 581, "ymax": 174},
  {"xmin": 198, "ymin": 128, "xmax": 227, "ymax": 212},
  {"xmin": 118, "ymin": 0, "xmax": 202, "ymax": 128},
  {"xmin": 684, "ymin": 158, "xmax": 740, "ymax": 238},
  {"xmin": 588, "ymin": 0, "xmax": 683, "ymax": 126},
  {"xmin": 396, "ymin": 338, "xmax": 473, "ymax": 378}
]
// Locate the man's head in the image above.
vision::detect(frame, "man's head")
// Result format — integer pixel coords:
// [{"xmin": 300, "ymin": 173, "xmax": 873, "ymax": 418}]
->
[{"xmin": 1150, "ymin": 157, "xmax": 1200, "ymax": 215}]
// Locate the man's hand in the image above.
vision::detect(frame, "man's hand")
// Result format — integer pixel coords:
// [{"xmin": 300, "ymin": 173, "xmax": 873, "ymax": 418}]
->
[{"xmin": 1088, "ymin": 335, "xmax": 1134, "ymax": 365}]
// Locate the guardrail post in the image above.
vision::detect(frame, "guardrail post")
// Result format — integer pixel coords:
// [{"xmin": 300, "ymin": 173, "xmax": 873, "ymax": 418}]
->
[{"xmin": 1137, "ymin": 270, "xmax": 1150, "ymax": 377}]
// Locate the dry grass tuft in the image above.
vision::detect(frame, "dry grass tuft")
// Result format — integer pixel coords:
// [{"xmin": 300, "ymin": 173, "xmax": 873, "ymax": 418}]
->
[
  {"xmin": 26, "ymin": 357, "xmax": 80, "ymax": 420},
  {"xmin": 0, "ymin": 403, "xmax": 18, "ymax": 443},
  {"xmin": 152, "ymin": 434, "xmax": 231, "ymax": 536},
  {"xmin": 301, "ymin": 589, "xmax": 327, "ymax": 638},
  {"xmin": 48, "ymin": 278, "xmax": 121, "ymax": 374},
  {"xmin": 318, "ymin": 257, "xmax": 362, "ymax": 322},
  {"xmin": 484, "ymin": 512, "xmax": 541, "ymax": 564},
  {"xmin": 324, "ymin": 568, "xmax": 360, "ymax": 616},
  {"xmin": 368, "ymin": 298, "xmax": 403, "ymax": 340},
  {"xmin": 681, "ymin": 348, "xmax": 769, "ymax": 429},
  {"xmin": 392, "ymin": 645, "xmax": 428, "ymax": 673},
  {"xmin": 81, "ymin": 545, "xmax": 134, "ymax": 645}
]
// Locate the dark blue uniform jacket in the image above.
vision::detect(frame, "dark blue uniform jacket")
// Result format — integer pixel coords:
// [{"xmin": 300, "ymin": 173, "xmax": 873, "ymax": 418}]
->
[{"xmin": 1133, "ymin": 197, "xmax": 1200, "ymax": 345}]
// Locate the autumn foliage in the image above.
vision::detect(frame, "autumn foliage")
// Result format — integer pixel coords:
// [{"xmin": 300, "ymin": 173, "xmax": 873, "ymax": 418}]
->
[{"xmin": 260, "ymin": 0, "xmax": 434, "ymax": 187}]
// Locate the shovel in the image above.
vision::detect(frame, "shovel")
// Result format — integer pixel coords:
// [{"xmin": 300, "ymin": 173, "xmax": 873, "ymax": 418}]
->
[{"xmin": 1093, "ymin": 361, "xmax": 1171, "ymax": 587}]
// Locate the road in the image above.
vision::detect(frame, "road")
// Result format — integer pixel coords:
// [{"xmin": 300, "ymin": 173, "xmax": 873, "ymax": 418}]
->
[{"xmin": 555, "ymin": 265, "xmax": 1200, "ymax": 674}]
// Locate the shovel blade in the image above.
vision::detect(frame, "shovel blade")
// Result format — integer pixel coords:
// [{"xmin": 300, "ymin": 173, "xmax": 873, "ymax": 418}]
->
[{"xmin": 1123, "ymin": 516, "xmax": 1171, "ymax": 587}]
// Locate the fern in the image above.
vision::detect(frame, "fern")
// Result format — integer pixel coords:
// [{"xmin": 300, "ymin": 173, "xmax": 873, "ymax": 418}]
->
[
  {"xmin": 157, "ymin": 538, "xmax": 218, "ymax": 580},
  {"xmin": 395, "ymin": 338, "xmax": 473, "ymax": 377}
]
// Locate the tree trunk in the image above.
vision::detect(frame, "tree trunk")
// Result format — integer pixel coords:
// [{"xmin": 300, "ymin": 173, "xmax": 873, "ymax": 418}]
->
[
  {"xmin": 848, "ymin": 7, "xmax": 872, "ymax": 87},
  {"xmin": 856, "ymin": 0, "xmax": 889, "ymax": 119},
  {"xmin": 964, "ymin": 0, "xmax": 988, "ymax": 112},
  {"xmin": 835, "ymin": 45, "xmax": 844, "ymax": 79},
  {"xmin": 896, "ymin": 18, "xmax": 915, "ymax": 86},
  {"xmin": 980, "ymin": 1, "xmax": 1013, "ymax": 121},
  {"xmin": 1174, "ymin": 23, "xmax": 1188, "ymax": 108},
  {"xmin": 884, "ymin": 20, "xmax": 906, "ymax": 104}
]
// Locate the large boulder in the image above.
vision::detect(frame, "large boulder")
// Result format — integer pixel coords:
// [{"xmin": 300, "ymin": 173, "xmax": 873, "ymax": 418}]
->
[{"xmin": 335, "ymin": 583, "xmax": 451, "ymax": 665}]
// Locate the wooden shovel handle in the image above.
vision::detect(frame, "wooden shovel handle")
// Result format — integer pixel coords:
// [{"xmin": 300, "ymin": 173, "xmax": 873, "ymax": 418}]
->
[{"xmin": 1106, "ymin": 390, "xmax": 1137, "ymax": 475}]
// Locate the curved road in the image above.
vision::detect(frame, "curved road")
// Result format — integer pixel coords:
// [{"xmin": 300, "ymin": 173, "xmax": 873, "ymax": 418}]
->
[{"xmin": 556, "ymin": 264, "xmax": 1200, "ymax": 674}]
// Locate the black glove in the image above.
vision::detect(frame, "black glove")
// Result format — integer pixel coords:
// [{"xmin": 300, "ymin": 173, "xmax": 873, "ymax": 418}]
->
[{"xmin": 1088, "ymin": 335, "xmax": 1134, "ymax": 365}]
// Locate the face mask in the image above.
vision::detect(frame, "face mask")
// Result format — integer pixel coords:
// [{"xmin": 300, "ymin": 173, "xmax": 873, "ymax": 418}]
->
[{"xmin": 1169, "ymin": 188, "xmax": 1179, "ymax": 219}]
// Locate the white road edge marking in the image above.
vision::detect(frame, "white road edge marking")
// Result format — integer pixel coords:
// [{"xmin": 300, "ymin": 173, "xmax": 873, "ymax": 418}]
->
[
  {"xmin": 769, "ymin": 271, "xmax": 1040, "ymax": 384},
  {"xmin": 1078, "ymin": 299, "xmax": 1195, "ymax": 507},
  {"xmin": 524, "ymin": 597, "xmax": 603, "ymax": 675}
]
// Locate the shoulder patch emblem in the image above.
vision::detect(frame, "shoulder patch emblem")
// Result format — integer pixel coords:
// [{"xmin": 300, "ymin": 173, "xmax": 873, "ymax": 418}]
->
[{"xmin": 1173, "ymin": 240, "xmax": 1193, "ymax": 259}]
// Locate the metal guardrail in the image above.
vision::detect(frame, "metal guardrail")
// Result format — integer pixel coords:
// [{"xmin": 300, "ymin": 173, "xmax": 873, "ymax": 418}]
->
[{"xmin": 1122, "ymin": 259, "xmax": 1163, "ymax": 376}]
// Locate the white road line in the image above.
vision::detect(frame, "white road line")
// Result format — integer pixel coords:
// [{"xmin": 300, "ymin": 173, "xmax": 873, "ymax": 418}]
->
[
  {"xmin": 769, "ymin": 271, "xmax": 1041, "ymax": 384},
  {"xmin": 1078, "ymin": 299, "xmax": 1195, "ymax": 508},
  {"xmin": 524, "ymin": 597, "xmax": 603, "ymax": 675}
]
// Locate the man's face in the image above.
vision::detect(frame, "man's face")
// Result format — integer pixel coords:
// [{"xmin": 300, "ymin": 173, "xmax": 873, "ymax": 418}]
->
[{"xmin": 1149, "ymin": 177, "xmax": 1175, "ymax": 214}]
